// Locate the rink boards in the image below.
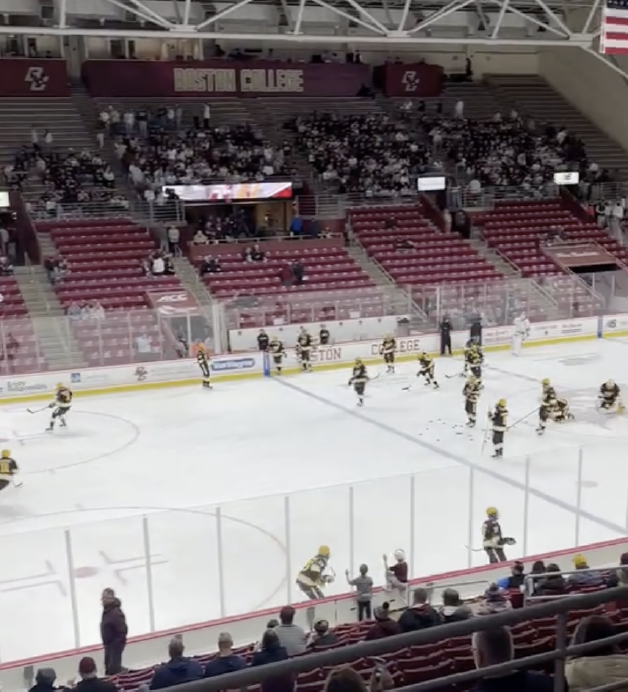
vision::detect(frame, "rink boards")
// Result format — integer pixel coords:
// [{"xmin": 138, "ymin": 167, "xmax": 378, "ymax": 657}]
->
[{"xmin": 0, "ymin": 313, "xmax": 625, "ymax": 404}]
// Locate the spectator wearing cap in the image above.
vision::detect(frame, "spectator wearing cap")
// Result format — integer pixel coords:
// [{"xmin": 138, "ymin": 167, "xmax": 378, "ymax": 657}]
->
[
  {"xmin": 569, "ymin": 554, "xmax": 603, "ymax": 588},
  {"xmin": 477, "ymin": 584, "xmax": 512, "ymax": 616},
  {"xmin": 74, "ymin": 657, "xmax": 118, "ymax": 692},
  {"xmin": 275, "ymin": 605, "xmax": 307, "ymax": 656},
  {"xmin": 471, "ymin": 626, "xmax": 554, "ymax": 692},
  {"xmin": 204, "ymin": 632, "xmax": 246, "ymax": 678},
  {"xmin": 398, "ymin": 587, "xmax": 440, "ymax": 632},
  {"xmin": 100, "ymin": 588, "xmax": 128, "ymax": 676},
  {"xmin": 364, "ymin": 602, "xmax": 402, "ymax": 641},
  {"xmin": 307, "ymin": 620, "xmax": 339, "ymax": 650},
  {"xmin": 150, "ymin": 637, "xmax": 203, "ymax": 689},
  {"xmin": 566, "ymin": 615, "xmax": 628, "ymax": 692},
  {"xmin": 29, "ymin": 668, "xmax": 61, "ymax": 692}
]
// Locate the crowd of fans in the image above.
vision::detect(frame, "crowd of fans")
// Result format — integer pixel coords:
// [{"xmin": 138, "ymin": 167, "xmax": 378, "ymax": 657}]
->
[
  {"xmin": 66, "ymin": 300, "xmax": 106, "ymax": 321},
  {"xmin": 286, "ymin": 113, "xmax": 434, "ymax": 198},
  {"xmin": 142, "ymin": 249, "xmax": 176, "ymax": 277}
]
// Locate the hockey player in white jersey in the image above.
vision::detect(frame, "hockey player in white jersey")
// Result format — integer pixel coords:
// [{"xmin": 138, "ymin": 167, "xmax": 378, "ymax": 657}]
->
[{"xmin": 511, "ymin": 313, "xmax": 530, "ymax": 356}]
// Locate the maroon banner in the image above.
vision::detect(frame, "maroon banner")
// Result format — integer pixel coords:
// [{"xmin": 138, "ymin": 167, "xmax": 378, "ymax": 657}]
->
[
  {"xmin": 374, "ymin": 63, "xmax": 444, "ymax": 98},
  {"xmin": 82, "ymin": 59, "xmax": 371, "ymax": 98},
  {"xmin": 0, "ymin": 59, "xmax": 69, "ymax": 97}
]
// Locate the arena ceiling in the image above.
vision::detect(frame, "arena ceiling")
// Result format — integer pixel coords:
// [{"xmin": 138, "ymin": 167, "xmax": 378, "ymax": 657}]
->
[{"xmin": 0, "ymin": 0, "xmax": 604, "ymax": 50}]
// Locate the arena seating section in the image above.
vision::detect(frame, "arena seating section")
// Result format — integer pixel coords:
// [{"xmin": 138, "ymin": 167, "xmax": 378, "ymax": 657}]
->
[
  {"xmin": 0, "ymin": 280, "xmax": 44, "ymax": 374},
  {"xmin": 192, "ymin": 239, "xmax": 381, "ymax": 328},
  {"xmin": 106, "ymin": 575, "xmax": 628, "ymax": 692},
  {"xmin": 38, "ymin": 219, "xmax": 182, "ymax": 366}
]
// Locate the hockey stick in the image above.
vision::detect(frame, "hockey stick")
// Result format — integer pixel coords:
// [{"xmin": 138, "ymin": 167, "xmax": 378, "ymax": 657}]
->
[
  {"xmin": 464, "ymin": 544, "xmax": 486, "ymax": 553},
  {"xmin": 480, "ymin": 409, "xmax": 491, "ymax": 455},
  {"xmin": 27, "ymin": 406, "xmax": 49, "ymax": 414},
  {"xmin": 507, "ymin": 407, "xmax": 538, "ymax": 430},
  {"xmin": 11, "ymin": 476, "xmax": 23, "ymax": 488}
]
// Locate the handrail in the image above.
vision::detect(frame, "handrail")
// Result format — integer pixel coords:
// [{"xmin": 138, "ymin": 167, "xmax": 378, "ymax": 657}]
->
[{"xmin": 174, "ymin": 587, "xmax": 628, "ymax": 692}]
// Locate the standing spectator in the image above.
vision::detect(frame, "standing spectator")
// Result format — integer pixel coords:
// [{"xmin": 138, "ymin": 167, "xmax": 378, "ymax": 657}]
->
[
  {"xmin": 440, "ymin": 316, "xmax": 452, "ymax": 355},
  {"xmin": 100, "ymin": 588, "xmax": 128, "ymax": 676},
  {"xmin": 383, "ymin": 549, "xmax": 408, "ymax": 604},
  {"xmin": 257, "ymin": 330, "xmax": 269, "ymax": 351},
  {"xmin": 167, "ymin": 225, "xmax": 181, "ymax": 256},
  {"xmin": 275, "ymin": 605, "xmax": 307, "ymax": 656},
  {"xmin": 29, "ymin": 668, "xmax": 60, "ymax": 692},
  {"xmin": 345, "ymin": 564, "xmax": 373, "ymax": 621},
  {"xmin": 566, "ymin": 615, "xmax": 628, "ymax": 692},
  {"xmin": 74, "ymin": 657, "xmax": 119, "ymax": 692},
  {"xmin": 292, "ymin": 260, "xmax": 304, "ymax": 286},
  {"xmin": 149, "ymin": 637, "xmax": 203, "ymax": 690},
  {"xmin": 398, "ymin": 587, "xmax": 440, "ymax": 632},
  {"xmin": 364, "ymin": 603, "xmax": 401, "ymax": 641},
  {"xmin": 471, "ymin": 627, "xmax": 554, "ymax": 692},
  {"xmin": 204, "ymin": 632, "xmax": 246, "ymax": 678},
  {"xmin": 290, "ymin": 216, "xmax": 303, "ymax": 237},
  {"xmin": 203, "ymin": 104, "xmax": 211, "ymax": 129},
  {"xmin": 250, "ymin": 629, "xmax": 292, "ymax": 692},
  {"xmin": 319, "ymin": 325, "xmax": 330, "ymax": 346},
  {"xmin": 43, "ymin": 129, "xmax": 53, "ymax": 151},
  {"xmin": 0, "ymin": 224, "xmax": 9, "ymax": 258}
]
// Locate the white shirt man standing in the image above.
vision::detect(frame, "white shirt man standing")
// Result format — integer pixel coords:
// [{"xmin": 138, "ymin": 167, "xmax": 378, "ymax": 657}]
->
[{"xmin": 512, "ymin": 313, "xmax": 530, "ymax": 356}]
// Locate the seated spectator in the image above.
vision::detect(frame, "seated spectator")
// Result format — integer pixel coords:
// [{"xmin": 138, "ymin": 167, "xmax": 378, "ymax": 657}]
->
[
  {"xmin": 365, "ymin": 602, "xmax": 402, "ymax": 641},
  {"xmin": 193, "ymin": 229, "xmax": 209, "ymax": 245},
  {"xmin": 199, "ymin": 256, "xmax": 221, "ymax": 276},
  {"xmin": 149, "ymin": 637, "xmax": 203, "ymax": 690},
  {"xmin": 566, "ymin": 615, "xmax": 628, "ymax": 692},
  {"xmin": 73, "ymin": 657, "xmax": 119, "ymax": 692},
  {"xmin": 279, "ymin": 263, "xmax": 295, "ymax": 287},
  {"xmin": 242, "ymin": 246, "xmax": 254, "ymax": 262},
  {"xmin": 151, "ymin": 251, "xmax": 165, "ymax": 276},
  {"xmin": 164, "ymin": 253, "xmax": 175, "ymax": 275},
  {"xmin": 498, "ymin": 560, "xmax": 526, "ymax": 590},
  {"xmin": 307, "ymin": 619, "xmax": 339, "ymax": 650},
  {"xmin": 535, "ymin": 562, "xmax": 567, "ymax": 597},
  {"xmin": 438, "ymin": 587, "xmax": 472, "ymax": 623},
  {"xmin": 395, "ymin": 239, "xmax": 417, "ymax": 251},
  {"xmin": 251, "ymin": 243, "xmax": 266, "ymax": 262},
  {"xmin": 324, "ymin": 667, "xmax": 366, "ymax": 692},
  {"xmin": 0, "ymin": 256, "xmax": 13, "ymax": 276},
  {"xmin": 398, "ymin": 587, "xmax": 440, "ymax": 632},
  {"xmin": 291, "ymin": 260, "xmax": 304, "ymax": 286},
  {"xmin": 66, "ymin": 301, "xmax": 82, "ymax": 321},
  {"xmin": 471, "ymin": 626, "xmax": 554, "ymax": 692},
  {"xmin": 477, "ymin": 583, "xmax": 511, "ymax": 615},
  {"xmin": 204, "ymin": 632, "xmax": 246, "ymax": 678},
  {"xmin": 250, "ymin": 629, "xmax": 292, "ymax": 692},
  {"xmin": 29, "ymin": 668, "xmax": 61, "ymax": 692},
  {"xmin": 275, "ymin": 605, "xmax": 307, "ymax": 657},
  {"xmin": 569, "ymin": 554, "xmax": 603, "ymax": 588},
  {"xmin": 607, "ymin": 552, "xmax": 628, "ymax": 588}
]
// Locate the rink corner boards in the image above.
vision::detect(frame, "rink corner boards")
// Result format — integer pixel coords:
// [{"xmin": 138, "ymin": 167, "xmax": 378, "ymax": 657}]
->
[{"xmin": 0, "ymin": 313, "xmax": 622, "ymax": 405}]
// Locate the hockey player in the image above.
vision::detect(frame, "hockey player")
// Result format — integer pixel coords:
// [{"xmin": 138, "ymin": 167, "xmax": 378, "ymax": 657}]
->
[
  {"xmin": 0, "ymin": 449, "xmax": 18, "ymax": 492},
  {"xmin": 348, "ymin": 358, "xmax": 369, "ymax": 406},
  {"xmin": 488, "ymin": 399, "xmax": 508, "ymax": 457},
  {"xmin": 537, "ymin": 378, "xmax": 573, "ymax": 435},
  {"xmin": 416, "ymin": 352, "xmax": 439, "ymax": 389},
  {"xmin": 46, "ymin": 383, "xmax": 72, "ymax": 432},
  {"xmin": 511, "ymin": 313, "xmax": 531, "ymax": 356},
  {"xmin": 482, "ymin": 507, "xmax": 508, "ymax": 564},
  {"xmin": 196, "ymin": 344, "xmax": 212, "ymax": 389},
  {"xmin": 380, "ymin": 335, "xmax": 396, "ymax": 374},
  {"xmin": 296, "ymin": 545, "xmax": 333, "ymax": 599},
  {"xmin": 462, "ymin": 338, "xmax": 475, "ymax": 376},
  {"xmin": 296, "ymin": 328, "xmax": 313, "ymax": 372},
  {"xmin": 599, "ymin": 380, "xmax": 625, "ymax": 413},
  {"xmin": 463, "ymin": 375, "xmax": 481, "ymax": 427},
  {"xmin": 268, "ymin": 336, "xmax": 285, "ymax": 375},
  {"xmin": 467, "ymin": 341, "xmax": 484, "ymax": 387}
]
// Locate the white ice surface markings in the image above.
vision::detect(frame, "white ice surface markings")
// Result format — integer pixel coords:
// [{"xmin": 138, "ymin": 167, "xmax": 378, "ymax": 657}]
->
[{"xmin": 0, "ymin": 339, "xmax": 627, "ymax": 662}]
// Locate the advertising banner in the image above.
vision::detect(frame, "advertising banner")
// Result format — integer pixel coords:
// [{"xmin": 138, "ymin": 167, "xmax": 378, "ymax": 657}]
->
[
  {"xmin": 146, "ymin": 290, "xmax": 201, "ymax": 316},
  {"xmin": 543, "ymin": 243, "xmax": 618, "ymax": 269},
  {"xmin": 81, "ymin": 60, "xmax": 371, "ymax": 98},
  {"xmin": 0, "ymin": 60, "xmax": 69, "ymax": 97},
  {"xmin": 166, "ymin": 181, "xmax": 292, "ymax": 203},
  {"xmin": 373, "ymin": 62, "xmax": 444, "ymax": 98}
]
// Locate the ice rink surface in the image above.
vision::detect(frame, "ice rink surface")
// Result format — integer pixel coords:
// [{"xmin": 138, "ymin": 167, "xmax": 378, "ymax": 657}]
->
[{"xmin": 3, "ymin": 337, "xmax": 628, "ymax": 661}]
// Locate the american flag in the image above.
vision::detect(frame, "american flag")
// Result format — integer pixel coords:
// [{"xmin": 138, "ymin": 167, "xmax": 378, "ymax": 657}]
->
[{"xmin": 601, "ymin": 0, "xmax": 628, "ymax": 55}]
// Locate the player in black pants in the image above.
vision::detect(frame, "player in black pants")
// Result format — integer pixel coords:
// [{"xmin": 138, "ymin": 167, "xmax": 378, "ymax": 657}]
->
[{"xmin": 440, "ymin": 317, "xmax": 452, "ymax": 355}]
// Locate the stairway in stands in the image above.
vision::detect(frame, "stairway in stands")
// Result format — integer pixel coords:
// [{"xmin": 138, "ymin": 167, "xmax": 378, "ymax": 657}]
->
[{"xmin": 486, "ymin": 74, "xmax": 628, "ymax": 178}]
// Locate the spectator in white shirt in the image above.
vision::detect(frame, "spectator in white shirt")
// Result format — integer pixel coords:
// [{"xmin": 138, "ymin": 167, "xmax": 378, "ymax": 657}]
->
[
  {"xmin": 124, "ymin": 110, "xmax": 135, "ymax": 136},
  {"xmin": 203, "ymin": 104, "xmax": 211, "ymax": 129},
  {"xmin": 43, "ymin": 130, "xmax": 53, "ymax": 150},
  {"xmin": 135, "ymin": 333, "xmax": 153, "ymax": 354},
  {"xmin": 152, "ymin": 255, "xmax": 165, "ymax": 275},
  {"xmin": 454, "ymin": 100, "xmax": 464, "ymax": 119},
  {"xmin": 193, "ymin": 229, "xmax": 209, "ymax": 245}
]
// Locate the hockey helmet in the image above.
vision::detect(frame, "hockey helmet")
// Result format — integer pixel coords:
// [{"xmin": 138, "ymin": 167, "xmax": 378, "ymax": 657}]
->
[
  {"xmin": 606, "ymin": 379, "xmax": 615, "ymax": 388},
  {"xmin": 0, "ymin": 449, "xmax": 9, "ymax": 458},
  {"xmin": 55, "ymin": 382, "xmax": 64, "ymax": 390},
  {"xmin": 318, "ymin": 545, "xmax": 330, "ymax": 557},
  {"xmin": 355, "ymin": 358, "xmax": 362, "ymax": 366},
  {"xmin": 486, "ymin": 507, "xmax": 499, "ymax": 519},
  {"xmin": 393, "ymin": 549, "xmax": 406, "ymax": 561},
  {"xmin": 541, "ymin": 378, "xmax": 550, "ymax": 387},
  {"xmin": 498, "ymin": 398, "xmax": 507, "ymax": 408}
]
